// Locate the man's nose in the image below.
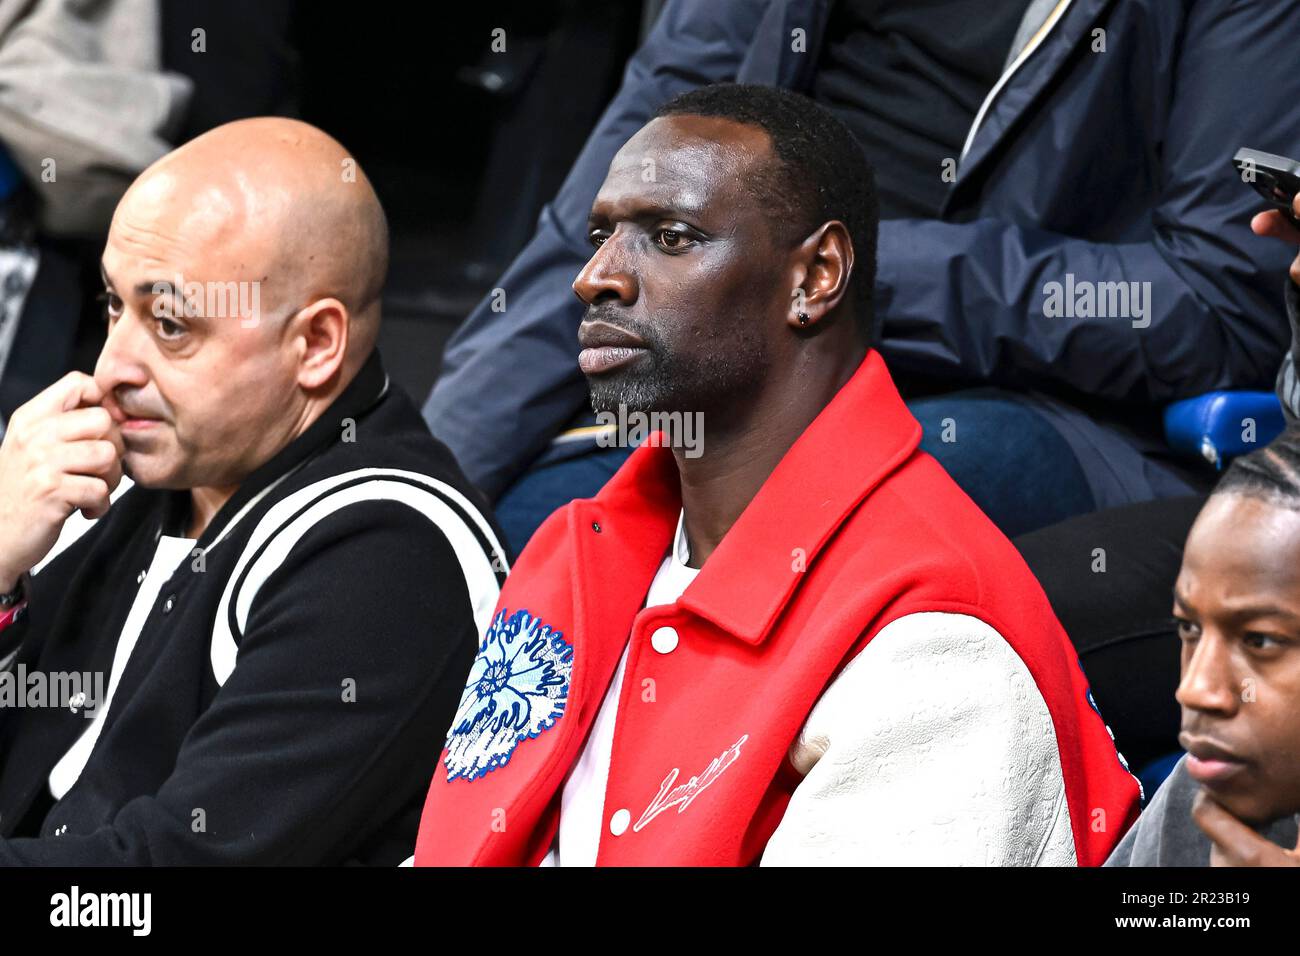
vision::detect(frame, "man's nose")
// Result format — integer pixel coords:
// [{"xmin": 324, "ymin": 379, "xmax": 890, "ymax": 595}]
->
[
  {"xmin": 572, "ymin": 230, "xmax": 636, "ymax": 306},
  {"xmin": 93, "ymin": 314, "xmax": 151, "ymax": 399},
  {"xmin": 1175, "ymin": 631, "xmax": 1239, "ymax": 717}
]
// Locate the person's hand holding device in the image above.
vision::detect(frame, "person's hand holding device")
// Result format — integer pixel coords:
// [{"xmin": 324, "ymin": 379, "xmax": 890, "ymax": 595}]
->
[{"xmin": 1239, "ymin": 148, "xmax": 1300, "ymax": 285}]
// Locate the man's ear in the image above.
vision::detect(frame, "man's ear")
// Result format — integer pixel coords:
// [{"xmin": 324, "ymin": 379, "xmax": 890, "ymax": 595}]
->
[
  {"xmin": 287, "ymin": 297, "xmax": 349, "ymax": 390},
  {"xmin": 785, "ymin": 220, "xmax": 854, "ymax": 332}
]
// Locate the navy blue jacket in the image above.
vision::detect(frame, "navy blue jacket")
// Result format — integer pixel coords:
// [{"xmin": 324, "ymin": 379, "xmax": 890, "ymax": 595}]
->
[{"xmin": 425, "ymin": 0, "xmax": 1300, "ymax": 502}]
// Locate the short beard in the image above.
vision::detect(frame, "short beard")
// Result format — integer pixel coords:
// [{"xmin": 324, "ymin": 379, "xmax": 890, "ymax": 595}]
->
[{"xmin": 586, "ymin": 314, "xmax": 769, "ymax": 421}]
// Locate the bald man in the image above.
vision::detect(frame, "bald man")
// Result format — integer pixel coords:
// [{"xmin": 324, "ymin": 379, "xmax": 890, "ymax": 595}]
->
[{"xmin": 0, "ymin": 119, "xmax": 507, "ymax": 865}]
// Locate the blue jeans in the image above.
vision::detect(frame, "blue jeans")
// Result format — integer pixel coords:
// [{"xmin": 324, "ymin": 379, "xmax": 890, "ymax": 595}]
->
[
  {"xmin": 496, "ymin": 389, "xmax": 1095, "ymax": 554},
  {"xmin": 910, "ymin": 389, "xmax": 1095, "ymax": 537}
]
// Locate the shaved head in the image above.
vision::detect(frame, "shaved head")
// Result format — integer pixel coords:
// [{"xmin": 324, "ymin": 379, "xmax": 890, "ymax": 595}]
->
[
  {"xmin": 114, "ymin": 117, "xmax": 388, "ymax": 367},
  {"xmin": 94, "ymin": 118, "xmax": 390, "ymax": 525}
]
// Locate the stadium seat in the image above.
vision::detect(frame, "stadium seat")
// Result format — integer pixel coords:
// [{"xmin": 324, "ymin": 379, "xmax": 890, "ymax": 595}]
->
[{"xmin": 1163, "ymin": 391, "xmax": 1286, "ymax": 469}]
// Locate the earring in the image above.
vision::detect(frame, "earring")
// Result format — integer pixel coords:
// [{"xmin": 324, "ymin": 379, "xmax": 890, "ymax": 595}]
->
[{"xmin": 797, "ymin": 311, "xmax": 809, "ymax": 326}]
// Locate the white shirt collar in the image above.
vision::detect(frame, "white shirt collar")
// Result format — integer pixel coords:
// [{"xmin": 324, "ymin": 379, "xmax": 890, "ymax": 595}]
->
[{"xmin": 673, "ymin": 509, "xmax": 692, "ymax": 568}]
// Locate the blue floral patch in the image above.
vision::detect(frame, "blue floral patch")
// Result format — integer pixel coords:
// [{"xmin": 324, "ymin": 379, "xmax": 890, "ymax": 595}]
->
[{"xmin": 444, "ymin": 608, "xmax": 574, "ymax": 781}]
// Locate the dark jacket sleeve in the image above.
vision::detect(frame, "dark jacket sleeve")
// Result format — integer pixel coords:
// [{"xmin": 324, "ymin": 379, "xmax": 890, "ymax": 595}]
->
[
  {"xmin": 0, "ymin": 509, "xmax": 105, "ymax": 678},
  {"xmin": 0, "ymin": 500, "xmax": 479, "ymax": 865},
  {"xmin": 422, "ymin": 0, "xmax": 770, "ymax": 498},
  {"xmin": 875, "ymin": 0, "xmax": 1300, "ymax": 405}
]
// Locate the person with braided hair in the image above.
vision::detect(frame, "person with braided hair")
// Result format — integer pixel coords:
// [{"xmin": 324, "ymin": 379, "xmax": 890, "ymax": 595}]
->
[{"xmin": 1107, "ymin": 424, "xmax": 1300, "ymax": 866}]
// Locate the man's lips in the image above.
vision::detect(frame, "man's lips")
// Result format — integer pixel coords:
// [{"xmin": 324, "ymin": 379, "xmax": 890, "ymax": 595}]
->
[
  {"xmin": 105, "ymin": 399, "xmax": 164, "ymax": 429},
  {"xmin": 579, "ymin": 345, "xmax": 648, "ymax": 375},
  {"xmin": 112, "ymin": 408, "xmax": 165, "ymax": 432},
  {"xmin": 578, "ymin": 319, "xmax": 648, "ymax": 375},
  {"xmin": 1180, "ymin": 732, "xmax": 1250, "ymax": 785},
  {"xmin": 120, "ymin": 417, "xmax": 162, "ymax": 432}
]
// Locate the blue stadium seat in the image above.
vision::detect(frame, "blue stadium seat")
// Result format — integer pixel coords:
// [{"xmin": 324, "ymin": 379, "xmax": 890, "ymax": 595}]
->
[{"xmin": 1163, "ymin": 391, "xmax": 1286, "ymax": 469}]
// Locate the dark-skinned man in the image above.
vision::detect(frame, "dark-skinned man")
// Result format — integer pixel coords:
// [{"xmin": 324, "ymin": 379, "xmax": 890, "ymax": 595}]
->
[
  {"xmin": 427, "ymin": 0, "xmax": 1300, "ymax": 555},
  {"xmin": 414, "ymin": 85, "xmax": 1139, "ymax": 866},
  {"xmin": 1107, "ymin": 425, "xmax": 1300, "ymax": 867}
]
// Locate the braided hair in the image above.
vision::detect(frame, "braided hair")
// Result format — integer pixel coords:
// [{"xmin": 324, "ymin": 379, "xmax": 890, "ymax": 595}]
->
[{"xmin": 1214, "ymin": 422, "xmax": 1300, "ymax": 508}]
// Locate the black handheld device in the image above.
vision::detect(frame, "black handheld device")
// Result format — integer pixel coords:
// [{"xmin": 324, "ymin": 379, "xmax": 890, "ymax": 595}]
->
[{"xmin": 1232, "ymin": 147, "xmax": 1300, "ymax": 225}]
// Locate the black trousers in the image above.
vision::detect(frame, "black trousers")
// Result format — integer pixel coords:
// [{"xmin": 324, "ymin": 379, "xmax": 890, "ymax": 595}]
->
[{"xmin": 1014, "ymin": 495, "xmax": 1206, "ymax": 770}]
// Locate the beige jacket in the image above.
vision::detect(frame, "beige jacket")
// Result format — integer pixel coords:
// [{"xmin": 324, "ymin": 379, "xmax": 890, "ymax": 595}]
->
[{"xmin": 0, "ymin": 0, "xmax": 191, "ymax": 235}]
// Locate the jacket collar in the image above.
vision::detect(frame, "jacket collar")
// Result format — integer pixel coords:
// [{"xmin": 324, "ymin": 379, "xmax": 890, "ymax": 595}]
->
[
  {"xmin": 590, "ymin": 349, "xmax": 921, "ymax": 646},
  {"xmin": 948, "ymin": 0, "xmax": 1113, "ymax": 200},
  {"xmin": 194, "ymin": 348, "xmax": 390, "ymax": 551}
]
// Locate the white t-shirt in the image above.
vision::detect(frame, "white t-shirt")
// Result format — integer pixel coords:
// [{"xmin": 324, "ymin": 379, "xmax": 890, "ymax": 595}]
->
[{"xmin": 48, "ymin": 532, "xmax": 196, "ymax": 799}]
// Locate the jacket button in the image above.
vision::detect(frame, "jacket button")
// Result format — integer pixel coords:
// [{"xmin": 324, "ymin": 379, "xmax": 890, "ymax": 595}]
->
[
  {"xmin": 163, "ymin": 595, "xmax": 175, "ymax": 614},
  {"xmin": 136, "ymin": 570, "xmax": 147, "ymax": 584},
  {"xmin": 609, "ymin": 809, "xmax": 630, "ymax": 836},
  {"xmin": 650, "ymin": 626, "xmax": 679, "ymax": 654}
]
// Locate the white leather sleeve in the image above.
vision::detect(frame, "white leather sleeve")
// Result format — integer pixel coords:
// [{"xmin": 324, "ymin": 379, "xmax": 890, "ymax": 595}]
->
[{"xmin": 760, "ymin": 611, "xmax": 1077, "ymax": 866}]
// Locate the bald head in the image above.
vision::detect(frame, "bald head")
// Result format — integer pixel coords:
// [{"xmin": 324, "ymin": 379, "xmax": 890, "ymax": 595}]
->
[
  {"xmin": 94, "ymin": 119, "xmax": 392, "ymax": 497},
  {"xmin": 114, "ymin": 117, "xmax": 388, "ymax": 365}
]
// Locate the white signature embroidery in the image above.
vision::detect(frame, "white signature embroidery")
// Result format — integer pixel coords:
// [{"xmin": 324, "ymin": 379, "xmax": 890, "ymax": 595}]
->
[{"xmin": 632, "ymin": 734, "xmax": 750, "ymax": 833}]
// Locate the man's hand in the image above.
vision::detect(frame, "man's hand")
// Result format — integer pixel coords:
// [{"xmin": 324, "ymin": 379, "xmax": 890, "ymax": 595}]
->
[
  {"xmin": 1192, "ymin": 788, "xmax": 1300, "ymax": 866},
  {"xmin": 0, "ymin": 372, "xmax": 124, "ymax": 591},
  {"xmin": 1250, "ymin": 192, "xmax": 1300, "ymax": 286}
]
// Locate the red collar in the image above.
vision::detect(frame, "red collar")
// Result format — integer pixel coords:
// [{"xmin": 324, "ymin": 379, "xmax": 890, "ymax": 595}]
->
[{"xmin": 585, "ymin": 350, "xmax": 921, "ymax": 646}]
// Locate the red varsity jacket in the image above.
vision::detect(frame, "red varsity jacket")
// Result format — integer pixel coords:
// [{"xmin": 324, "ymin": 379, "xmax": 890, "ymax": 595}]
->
[{"xmin": 414, "ymin": 350, "xmax": 1141, "ymax": 866}]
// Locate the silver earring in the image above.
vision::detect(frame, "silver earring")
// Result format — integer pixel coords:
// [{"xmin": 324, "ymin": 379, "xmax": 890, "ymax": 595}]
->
[{"xmin": 797, "ymin": 311, "xmax": 809, "ymax": 326}]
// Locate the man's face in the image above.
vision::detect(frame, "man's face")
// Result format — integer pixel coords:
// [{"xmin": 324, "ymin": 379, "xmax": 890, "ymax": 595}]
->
[
  {"xmin": 573, "ymin": 115, "xmax": 790, "ymax": 418},
  {"xmin": 94, "ymin": 172, "xmax": 301, "ymax": 490},
  {"xmin": 1174, "ymin": 492, "xmax": 1300, "ymax": 823}
]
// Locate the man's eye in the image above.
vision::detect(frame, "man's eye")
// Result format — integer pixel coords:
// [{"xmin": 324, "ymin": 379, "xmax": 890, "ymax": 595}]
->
[
  {"xmin": 156, "ymin": 317, "xmax": 185, "ymax": 340},
  {"xmin": 588, "ymin": 229, "xmax": 608, "ymax": 249},
  {"xmin": 1243, "ymin": 631, "xmax": 1282, "ymax": 650},
  {"xmin": 97, "ymin": 291, "xmax": 123, "ymax": 320},
  {"xmin": 1174, "ymin": 617, "xmax": 1200, "ymax": 641},
  {"xmin": 654, "ymin": 228, "xmax": 692, "ymax": 251}
]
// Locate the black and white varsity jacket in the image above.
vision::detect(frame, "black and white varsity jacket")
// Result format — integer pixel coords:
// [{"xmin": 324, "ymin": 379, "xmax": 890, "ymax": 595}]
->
[{"xmin": 0, "ymin": 349, "xmax": 507, "ymax": 864}]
